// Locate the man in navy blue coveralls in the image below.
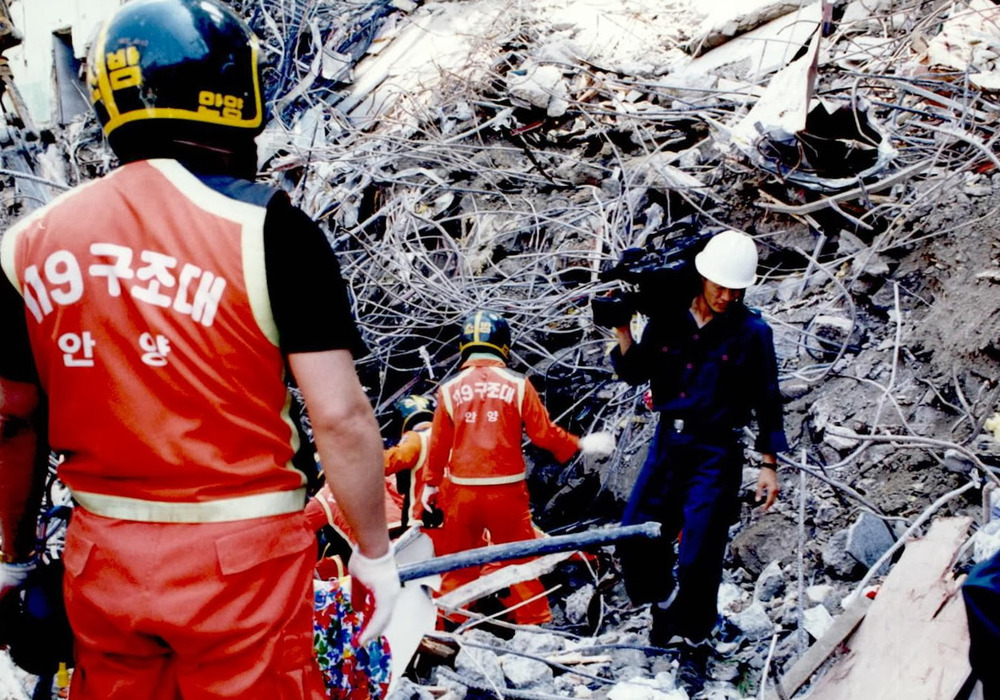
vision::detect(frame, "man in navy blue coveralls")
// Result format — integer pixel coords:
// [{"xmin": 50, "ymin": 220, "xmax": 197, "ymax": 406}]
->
[
  {"xmin": 610, "ymin": 230, "xmax": 787, "ymax": 648},
  {"xmin": 962, "ymin": 548, "xmax": 1000, "ymax": 696}
]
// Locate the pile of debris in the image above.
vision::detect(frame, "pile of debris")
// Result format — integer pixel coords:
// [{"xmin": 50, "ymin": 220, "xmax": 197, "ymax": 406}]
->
[{"xmin": 3, "ymin": 0, "xmax": 1000, "ymax": 697}]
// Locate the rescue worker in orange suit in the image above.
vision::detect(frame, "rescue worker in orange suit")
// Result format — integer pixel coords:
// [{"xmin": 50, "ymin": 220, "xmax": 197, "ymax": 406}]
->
[
  {"xmin": 421, "ymin": 311, "xmax": 615, "ymax": 625},
  {"xmin": 384, "ymin": 395, "xmax": 439, "ymax": 534},
  {"xmin": 0, "ymin": 1, "xmax": 400, "ymax": 698}
]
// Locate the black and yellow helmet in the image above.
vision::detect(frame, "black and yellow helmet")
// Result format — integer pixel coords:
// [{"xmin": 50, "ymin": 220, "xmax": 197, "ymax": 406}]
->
[
  {"xmin": 86, "ymin": 0, "xmax": 264, "ymax": 155},
  {"xmin": 394, "ymin": 395, "xmax": 435, "ymax": 433},
  {"xmin": 459, "ymin": 310, "xmax": 511, "ymax": 361}
]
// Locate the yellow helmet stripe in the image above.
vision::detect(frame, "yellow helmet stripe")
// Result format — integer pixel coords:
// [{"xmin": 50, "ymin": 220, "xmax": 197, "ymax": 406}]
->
[
  {"xmin": 93, "ymin": 22, "xmax": 120, "ymax": 121},
  {"xmin": 249, "ymin": 35, "xmax": 264, "ymax": 122},
  {"xmin": 103, "ymin": 104, "xmax": 263, "ymax": 134},
  {"xmin": 473, "ymin": 310, "xmax": 484, "ymax": 343}
]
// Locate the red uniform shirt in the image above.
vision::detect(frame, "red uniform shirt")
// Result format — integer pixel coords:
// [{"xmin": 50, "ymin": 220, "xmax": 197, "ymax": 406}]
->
[
  {"xmin": 424, "ymin": 357, "xmax": 579, "ymax": 487},
  {"xmin": 0, "ymin": 160, "xmax": 305, "ymax": 515}
]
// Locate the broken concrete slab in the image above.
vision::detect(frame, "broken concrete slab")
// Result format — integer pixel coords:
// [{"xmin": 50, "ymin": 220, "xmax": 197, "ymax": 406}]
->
[
  {"xmin": 688, "ymin": 0, "xmax": 817, "ymax": 56},
  {"xmin": 914, "ymin": 0, "xmax": 1000, "ymax": 92},
  {"xmin": 606, "ymin": 674, "xmax": 687, "ymax": 700},
  {"xmin": 454, "ymin": 642, "xmax": 505, "ymax": 690},
  {"xmin": 5, "ymin": 0, "xmax": 120, "ymax": 126},
  {"xmin": 730, "ymin": 601, "xmax": 775, "ymax": 641},
  {"xmin": 499, "ymin": 653, "xmax": 554, "ymax": 689},
  {"xmin": 802, "ymin": 603, "xmax": 834, "ymax": 640},
  {"xmin": 822, "ymin": 528, "xmax": 862, "ymax": 579},
  {"xmin": 336, "ymin": 0, "xmax": 516, "ymax": 130},
  {"xmin": 674, "ymin": 1, "xmax": 824, "ymax": 84},
  {"xmin": 729, "ymin": 29, "xmax": 820, "ymax": 149},
  {"xmin": 754, "ymin": 559, "xmax": 785, "ymax": 603}
]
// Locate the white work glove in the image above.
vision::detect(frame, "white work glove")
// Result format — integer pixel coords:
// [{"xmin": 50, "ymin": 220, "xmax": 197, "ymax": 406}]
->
[
  {"xmin": 348, "ymin": 548, "xmax": 401, "ymax": 646},
  {"xmin": 579, "ymin": 431, "xmax": 616, "ymax": 459},
  {"xmin": 421, "ymin": 485, "xmax": 439, "ymax": 512},
  {"xmin": 0, "ymin": 559, "xmax": 36, "ymax": 600}
]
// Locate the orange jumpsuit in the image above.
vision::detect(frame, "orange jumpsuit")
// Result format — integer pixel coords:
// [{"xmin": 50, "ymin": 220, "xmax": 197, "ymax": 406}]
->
[
  {"xmin": 1, "ymin": 160, "xmax": 326, "ymax": 698},
  {"xmin": 425, "ymin": 357, "xmax": 579, "ymax": 625}
]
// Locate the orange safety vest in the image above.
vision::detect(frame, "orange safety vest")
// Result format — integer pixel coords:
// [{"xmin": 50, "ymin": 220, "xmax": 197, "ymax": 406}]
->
[
  {"xmin": 424, "ymin": 358, "xmax": 579, "ymax": 487},
  {"xmin": 0, "ymin": 159, "xmax": 305, "ymax": 521}
]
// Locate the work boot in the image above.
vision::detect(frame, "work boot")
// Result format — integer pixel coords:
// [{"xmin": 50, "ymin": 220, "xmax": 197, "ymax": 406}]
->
[
  {"xmin": 676, "ymin": 641, "xmax": 711, "ymax": 697},
  {"xmin": 649, "ymin": 607, "xmax": 678, "ymax": 648},
  {"xmin": 647, "ymin": 587, "xmax": 680, "ymax": 648}
]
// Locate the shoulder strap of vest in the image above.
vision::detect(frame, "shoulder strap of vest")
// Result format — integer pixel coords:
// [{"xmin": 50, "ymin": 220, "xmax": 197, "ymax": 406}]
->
[
  {"xmin": 415, "ymin": 429, "xmax": 430, "ymax": 470},
  {"xmin": 440, "ymin": 375, "xmax": 458, "ymax": 420}
]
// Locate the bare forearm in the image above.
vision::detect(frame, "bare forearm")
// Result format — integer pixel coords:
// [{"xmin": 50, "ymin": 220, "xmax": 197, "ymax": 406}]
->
[
  {"xmin": 289, "ymin": 350, "xmax": 391, "ymax": 559},
  {"xmin": 314, "ymin": 406, "xmax": 390, "ymax": 557}
]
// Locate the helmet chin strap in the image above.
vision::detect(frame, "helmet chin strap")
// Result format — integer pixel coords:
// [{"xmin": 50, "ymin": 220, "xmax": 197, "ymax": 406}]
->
[
  {"xmin": 114, "ymin": 134, "xmax": 258, "ymax": 179},
  {"xmin": 172, "ymin": 139, "xmax": 258, "ymax": 178},
  {"xmin": 172, "ymin": 139, "xmax": 239, "ymax": 155}
]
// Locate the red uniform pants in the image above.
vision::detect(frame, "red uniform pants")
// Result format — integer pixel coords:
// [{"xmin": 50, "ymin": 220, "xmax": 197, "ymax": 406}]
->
[
  {"xmin": 434, "ymin": 481, "xmax": 551, "ymax": 625},
  {"xmin": 63, "ymin": 507, "xmax": 326, "ymax": 700}
]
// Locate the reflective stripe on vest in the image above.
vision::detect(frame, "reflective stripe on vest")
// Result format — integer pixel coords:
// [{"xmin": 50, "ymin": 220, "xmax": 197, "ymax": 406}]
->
[
  {"xmin": 72, "ymin": 488, "xmax": 306, "ymax": 523},
  {"xmin": 448, "ymin": 472, "xmax": 525, "ymax": 486},
  {"xmin": 487, "ymin": 365, "xmax": 525, "ymax": 413},
  {"xmin": 407, "ymin": 427, "xmax": 431, "ymax": 523}
]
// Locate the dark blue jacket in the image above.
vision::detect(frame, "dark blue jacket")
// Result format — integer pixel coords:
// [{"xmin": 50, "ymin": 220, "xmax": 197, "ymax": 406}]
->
[{"xmin": 610, "ymin": 302, "xmax": 789, "ymax": 455}]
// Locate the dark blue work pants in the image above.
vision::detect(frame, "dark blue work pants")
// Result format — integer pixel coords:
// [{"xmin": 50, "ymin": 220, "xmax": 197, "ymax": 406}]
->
[
  {"xmin": 617, "ymin": 421, "xmax": 742, "ymax": 642},
  {"xmin": 962, "ymin": 548, "xmax": 1000, "ymax": 697}
]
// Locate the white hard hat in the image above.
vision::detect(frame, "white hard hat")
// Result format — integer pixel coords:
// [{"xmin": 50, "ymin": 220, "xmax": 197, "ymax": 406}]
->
[{"xmin": 694, "ymin": 230, "xmax": 759, "ymax": 289}]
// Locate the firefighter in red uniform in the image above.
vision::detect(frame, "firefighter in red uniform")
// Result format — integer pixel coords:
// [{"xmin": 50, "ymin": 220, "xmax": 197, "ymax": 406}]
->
[
  {"xmin": 421, "ymin": 311, "xmax": 614, "ymax": 625},
  {"xmin": 0, "ymin": 1, "xmax": 399, "ymax": 698}
]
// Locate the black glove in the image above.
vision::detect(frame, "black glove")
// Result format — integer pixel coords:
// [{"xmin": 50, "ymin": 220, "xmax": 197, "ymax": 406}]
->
[{"xmin": 421, "ymin": 505, "xmax": 444, "ymax": 529}]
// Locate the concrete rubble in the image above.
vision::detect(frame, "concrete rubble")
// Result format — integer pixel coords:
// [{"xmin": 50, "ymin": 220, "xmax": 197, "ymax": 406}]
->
[{"xmin": 3, "ymin": 0, "xmax": 1000, "ymax": 698}]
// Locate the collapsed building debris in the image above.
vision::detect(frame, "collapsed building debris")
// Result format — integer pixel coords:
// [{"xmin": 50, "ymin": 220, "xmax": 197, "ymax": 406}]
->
[
  {"xmin": 783, "ymin": 517, "xmax": 972, "ymax": 700},
  {"xmin": 3, "ymin": 0, "xmax": 1000, "ymax": 697}
]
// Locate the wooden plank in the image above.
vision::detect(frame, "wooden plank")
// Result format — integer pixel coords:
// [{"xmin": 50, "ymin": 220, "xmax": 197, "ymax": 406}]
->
[
  {"xmin": 765, "ymin": 596, "xmax": 872, "ymax": 700},
  {"xmin": 805, "ymin": 517, "xmax": 972, "ymax": 700}
]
